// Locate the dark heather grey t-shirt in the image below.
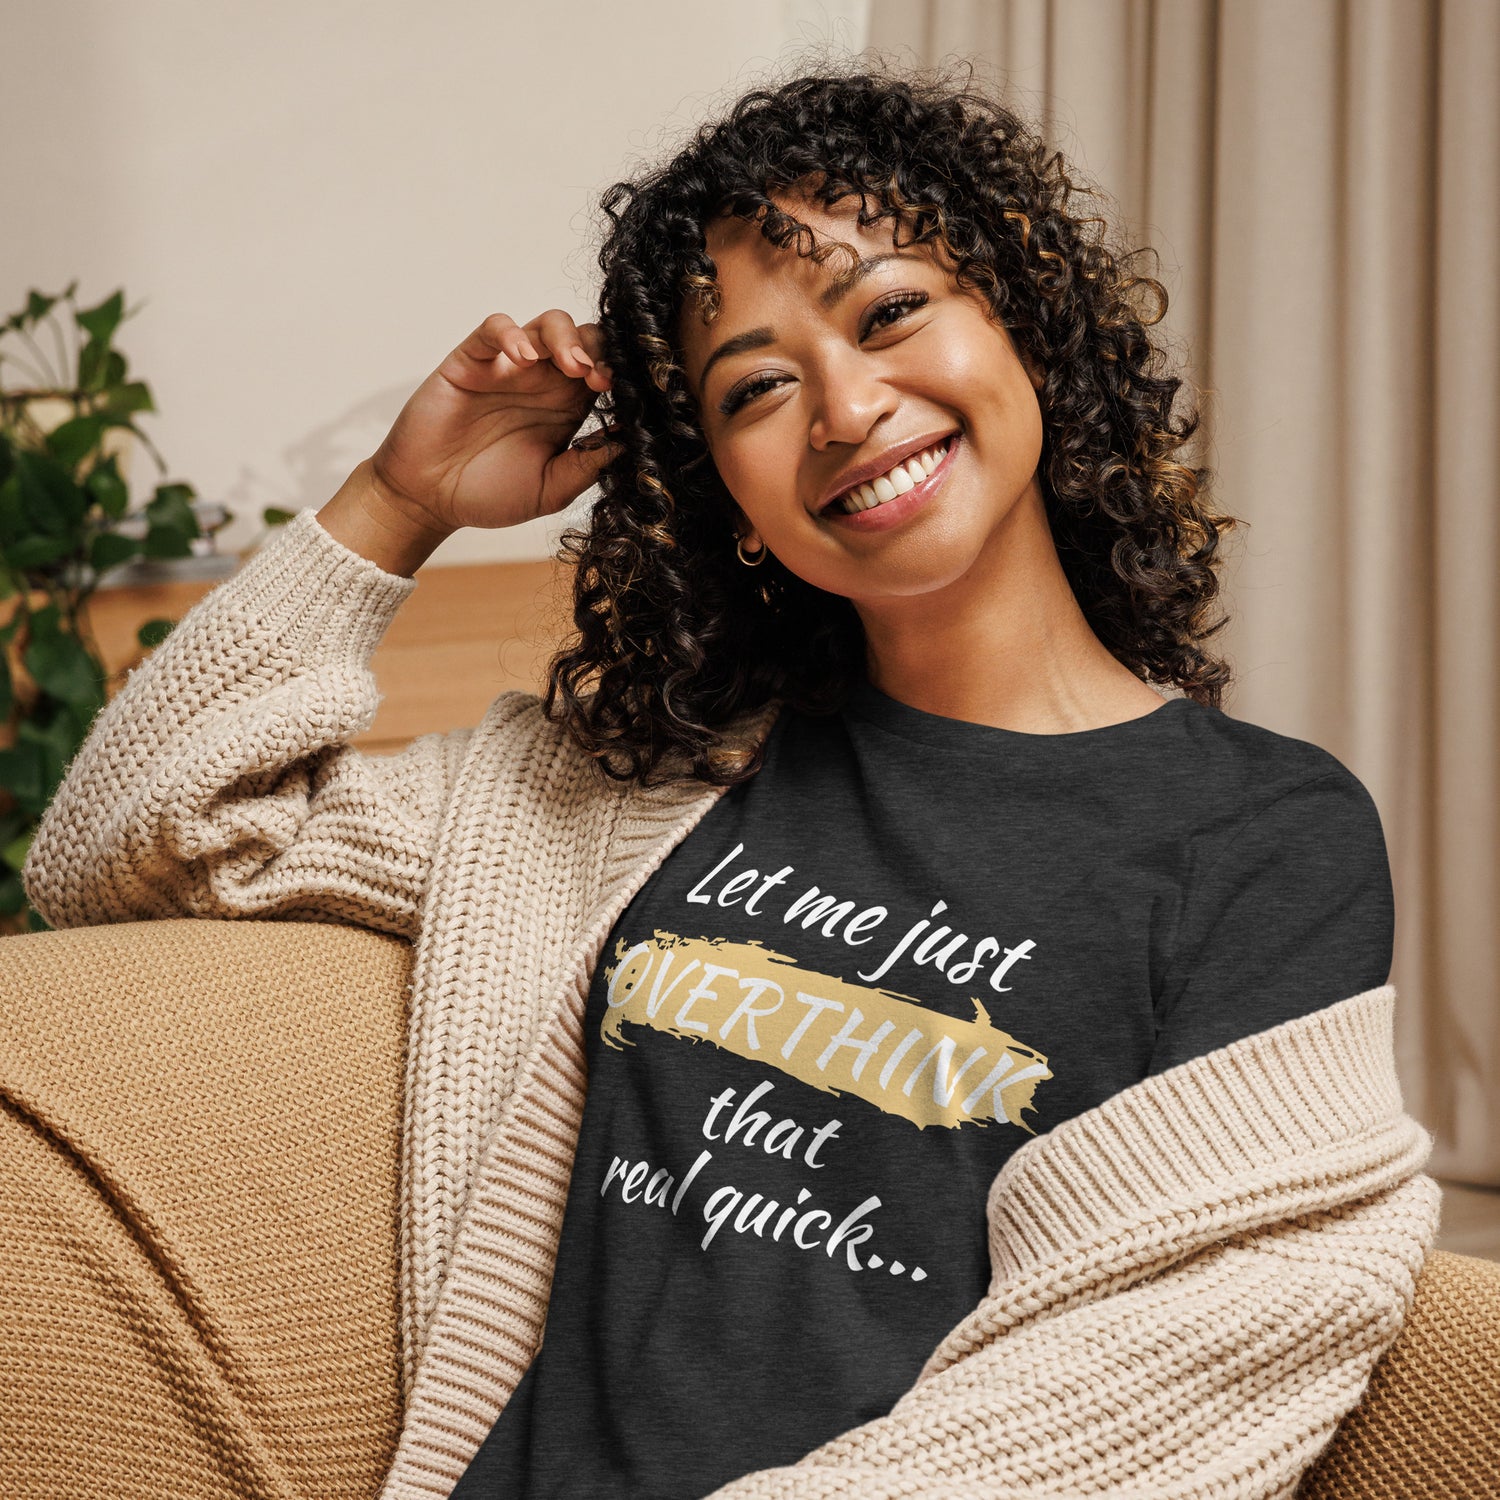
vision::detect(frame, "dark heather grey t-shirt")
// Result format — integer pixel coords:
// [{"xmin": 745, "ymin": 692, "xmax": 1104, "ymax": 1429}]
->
[{"xmin": 450, "ymin": 679, "xmax": 1394, "ymax": 1500}]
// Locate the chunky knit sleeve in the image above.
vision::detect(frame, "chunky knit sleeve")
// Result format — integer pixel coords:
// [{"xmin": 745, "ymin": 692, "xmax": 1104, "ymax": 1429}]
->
[
  {"xmin": 699, "ymin": 988, "xmax": 1441, "ymax": 1500},
  {"xmin": 21, "ymin": 506, "xmax": 471, "ymax": 941}
]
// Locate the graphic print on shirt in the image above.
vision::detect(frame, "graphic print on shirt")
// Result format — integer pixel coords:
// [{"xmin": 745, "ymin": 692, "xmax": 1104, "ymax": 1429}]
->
[
  {"xmin": 602, "ymin": 934, "xmax": 1049, "ymax": 1131},
  {"xmin": 591, "ymin": 838, "xmax": 1052, "ymax": 1285}
]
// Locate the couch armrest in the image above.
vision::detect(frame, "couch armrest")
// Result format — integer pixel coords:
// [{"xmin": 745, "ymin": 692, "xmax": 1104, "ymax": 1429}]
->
[
  {"xmin": 1298, "ymin": 1247, "xmax": 1500, "ymax": 1498},
  {"xmin": 0, "ymin": 917, "xmax": 411, "ymax": 1499}
]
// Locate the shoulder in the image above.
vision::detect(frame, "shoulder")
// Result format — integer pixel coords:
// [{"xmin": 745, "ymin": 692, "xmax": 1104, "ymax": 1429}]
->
[
  {"xmin": 462, "ymin": 690, "xmax": 622, "ymax": 820},
  {"xmin": 467, "ymin": 688, "xmax": 784, "ymax": 798},
  {"xmin": 1168, "ymin": 698, "xmax": 1385, "ymax": 852},
  {"xmin": 473, "ymin": 688, "xmax": 581, "ymax": 765},
  {"xmin": 1149, "ymin": 702, "xmax": 1395, "ymax": 1068}
]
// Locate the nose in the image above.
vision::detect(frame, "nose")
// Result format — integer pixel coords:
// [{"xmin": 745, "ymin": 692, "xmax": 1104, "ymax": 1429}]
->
[{"xmin": 806, "ymin": 347, "xmax": 899, "ymax": 451}]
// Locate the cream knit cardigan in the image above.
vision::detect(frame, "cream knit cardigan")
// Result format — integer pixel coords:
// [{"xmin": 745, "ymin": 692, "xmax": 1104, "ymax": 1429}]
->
[{"xmin": 24, "ymin": 508, "xmax": 1441, "ymax": 1500}]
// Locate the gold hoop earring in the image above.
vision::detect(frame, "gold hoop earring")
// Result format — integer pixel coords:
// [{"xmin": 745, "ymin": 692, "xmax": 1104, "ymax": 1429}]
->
[{"xmin": 736, "ymin": 534, "xmax": 767, "ymax": 567}]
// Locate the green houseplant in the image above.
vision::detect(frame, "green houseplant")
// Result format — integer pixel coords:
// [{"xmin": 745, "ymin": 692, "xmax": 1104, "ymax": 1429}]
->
[{"xmin": 0, "ymin": 283, "xmax": 261, "ymax": 933}]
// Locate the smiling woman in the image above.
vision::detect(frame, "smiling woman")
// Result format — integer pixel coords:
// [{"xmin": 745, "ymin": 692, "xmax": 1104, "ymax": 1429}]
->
[
  {"xmin": 539, "ymin": 64, "xmax": 1240, "ymax": 786},
  {"xmin": 12, "ymin": 53, "xmax": 1419, "ymax": 1500},
  {"xmin": 676, "ymin": 194, "xmax": 1055, "ymax": 613}
]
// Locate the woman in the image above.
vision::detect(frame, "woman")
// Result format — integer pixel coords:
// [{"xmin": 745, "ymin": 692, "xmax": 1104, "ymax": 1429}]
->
[{"xmin": 17, "ymin": 64, "xmax": 1435, "ymax": 1500}]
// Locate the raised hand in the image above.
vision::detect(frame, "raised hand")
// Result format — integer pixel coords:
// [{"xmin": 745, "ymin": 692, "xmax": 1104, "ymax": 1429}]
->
[{"xmin": 367, "ymin": 308, "xmax": 620, "ymax": 535}]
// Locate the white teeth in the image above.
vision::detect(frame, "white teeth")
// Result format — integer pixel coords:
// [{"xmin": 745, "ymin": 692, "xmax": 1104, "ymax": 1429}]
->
[{"xmin": 832, "ymin": 439, "xmax": 951, "ymax": 515}]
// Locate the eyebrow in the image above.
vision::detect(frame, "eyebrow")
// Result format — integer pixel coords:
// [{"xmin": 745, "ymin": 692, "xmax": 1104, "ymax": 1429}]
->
[{"xmin": 694, "ymin": 251, "xmax": 925, "ymax": 394}]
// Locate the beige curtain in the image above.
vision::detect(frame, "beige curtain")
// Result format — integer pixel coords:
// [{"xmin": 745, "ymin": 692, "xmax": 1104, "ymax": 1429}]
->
[{"xmin": 866, "ymin": 0, "xmax": 1499, "ymax": 1183}]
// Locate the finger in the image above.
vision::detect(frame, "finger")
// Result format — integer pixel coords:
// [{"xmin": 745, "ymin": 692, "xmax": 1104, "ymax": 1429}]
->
[
  {"xmin": 541, "ymin": 437, "xmax": 624, "ymax": 514},
  {"xmin": 573, "ymin": 322, "xmax": 614, "ymax": 391},
  {"xmin": 570, "ymin": 421, "xmax": 623, "ymax": 452},
  {"xmin": 459, "ymin": 312, "xmax": 520, "ymax": 362},
  {"xmin": 573, "ymin": 321, "xmax": 608, "ymax": 365},
  {"xmin": 452, "ymin": 313, "xmax": 540, "ymax": 376},
  {"xmin": 525, "ymin": 309, "xmax": 597, "ymax": 381}
]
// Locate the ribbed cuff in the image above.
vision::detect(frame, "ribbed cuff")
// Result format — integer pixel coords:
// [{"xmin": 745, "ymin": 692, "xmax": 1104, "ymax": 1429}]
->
[
  {"xmin": 987, "ymin": 984, "xmax": 1422, "ymax": 1279},
  {"xmin": 222, "ymin": 505, "xmax": 419, "ymax": 663}
]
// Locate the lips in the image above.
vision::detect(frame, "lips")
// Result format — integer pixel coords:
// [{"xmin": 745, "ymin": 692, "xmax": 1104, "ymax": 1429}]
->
[
  {"xmin": 821, "ymin": 431, "xmax": 960, "ymax": 531},
  {"xmin": 815, "ymin": 430, "xmax": 961, "ymax": 515}
]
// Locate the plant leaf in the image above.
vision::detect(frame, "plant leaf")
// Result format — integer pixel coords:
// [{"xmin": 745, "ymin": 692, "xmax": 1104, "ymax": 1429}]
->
[
  {"xmin": 85, "ymin": 454, "xmax": 129, "ymax": 517},
  {"xmin": 0, "ymin": 871, "xmax": 27, "ymax": 916},
  {"xmin": 14, "ymin": 712, "xmax": 89, "ymax": 815},
  {"xmin": 46, "ymin": 413, "xmax": 106, "ymax": 470},
  {"xmin": 14, "ymin": 450, "xmax": 87, "ymax": 533},
  {"xmin": 78, "ymin": 336, "xmax": 109, "ymax": 391},
  {"xmin": 0, "ymin": 473, "xmax": 25, "ymax": 543},
  {"xmin": 148, "ymin": 480, "xmax": 198, "ymax": 515},
  {"xmin": 25, "ymin": 290, "xmax": 57, "ymax": 325},
  {"xmin": 4, "ymin": 534, "xmax": 74, "ymax": 568},
  {"xmin": 145, "ymin": 482, "xmax": 200, "ymax": 551},
  {"xmin": 0, "ymin": 806, "xmax": 32, "ymax": 847},
  {"xmin": 103, "ymin": 379, "xmax": 154, "ymax": 417},
  {"xmin": 143, "ymin": 523, "xmax": 195, "ymax": 559},
  {"xmin": 0, "ymin": 742, "xmax": 48, "ymax": 817},
  {"xmin": 76, "ymin": 290, "xmax": 124, "ymax": 344},
  {"xmin": 88, "ymin": 530, "xmax": 139, "ymax": 572},
  {"xmin": 1, "ymin": 828, "xmax": 32, "ymax": 875},
  {"xmin": 137, "ymin": 616, "xmax": 176, "ymax": 648},
  {"xmin": 23, "ymin": 612, "xmax": 106, "ymax": 708}
]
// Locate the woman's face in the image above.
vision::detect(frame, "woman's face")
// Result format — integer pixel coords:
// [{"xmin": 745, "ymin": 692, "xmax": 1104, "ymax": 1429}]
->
[{"xmin": 677, "ymin": 192, "xmax": 1047, "ymax": 605}]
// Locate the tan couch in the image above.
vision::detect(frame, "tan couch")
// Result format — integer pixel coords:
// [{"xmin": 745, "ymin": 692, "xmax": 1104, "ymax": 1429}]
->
[{"xmin": 1, "ymin": 917, "xmax": 1496, "ymax": 1500}]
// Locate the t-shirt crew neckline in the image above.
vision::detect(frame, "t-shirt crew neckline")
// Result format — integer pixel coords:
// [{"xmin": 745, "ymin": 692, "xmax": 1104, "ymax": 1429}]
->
[{"xmin": 843, "ymin": 675, "xmax": 1192, "ymax": 753}]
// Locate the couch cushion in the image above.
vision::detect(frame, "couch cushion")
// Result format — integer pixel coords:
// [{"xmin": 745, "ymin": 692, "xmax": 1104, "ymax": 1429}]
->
[
  {"xmin": 0, "ymin": 917, "xmax": 410, "ymax": 1500},
  {"xmin": 1298, "ymin": 1247, "xmax": 1500, "ymax": 1498}
]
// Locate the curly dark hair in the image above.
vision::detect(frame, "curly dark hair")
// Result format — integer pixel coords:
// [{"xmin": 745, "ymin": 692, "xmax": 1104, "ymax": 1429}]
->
[{"xmin": 541, "ymin": 59, "xmax": 1240, "ymax": 789}]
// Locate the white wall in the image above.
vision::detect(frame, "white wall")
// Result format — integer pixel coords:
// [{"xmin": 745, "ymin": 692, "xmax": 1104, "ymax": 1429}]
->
[{"xmin": 0, "ymin": 0, "xmax": 870, "ymax": 565}]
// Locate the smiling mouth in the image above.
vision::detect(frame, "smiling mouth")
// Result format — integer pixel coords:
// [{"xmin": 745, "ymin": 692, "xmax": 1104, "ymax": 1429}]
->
[{"xmin": 820, "ymin": 436, "xmax": 957, "ymax": 516}]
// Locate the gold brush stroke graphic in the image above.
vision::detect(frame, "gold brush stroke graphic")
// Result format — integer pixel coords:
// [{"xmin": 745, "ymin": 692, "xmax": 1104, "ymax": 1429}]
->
[{"xmin": 601, "ymin": 931, "xmax": 1051, "ymax": 1132}]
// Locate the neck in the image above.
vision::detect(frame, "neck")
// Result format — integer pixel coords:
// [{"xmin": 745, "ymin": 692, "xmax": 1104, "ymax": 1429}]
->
[{"xmin": 853, "ymin": 480, "xmax": 1163, "ymax": 733}]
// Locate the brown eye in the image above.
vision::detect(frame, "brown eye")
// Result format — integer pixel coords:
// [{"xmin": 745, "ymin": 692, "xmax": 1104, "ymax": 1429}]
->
[
  {"xmin": 861, "ymin": 291, "xmax": 929, "ymax": 338},
  {"xmin": 719, "ymin": 372, "xmax": 786, "ymax": 417}
]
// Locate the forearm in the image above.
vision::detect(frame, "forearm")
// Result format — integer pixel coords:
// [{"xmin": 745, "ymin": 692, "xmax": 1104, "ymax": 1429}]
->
[
  {"xmin": 316, "ymin": 458, "xmax": 455, "ymax": 579},
  {"xmin": 20, "ymin": 504, "xmax": 455, "ymax": 933},
  {"xmin": 702, "ymin": 982, "xmax": 1440, "ymax": 1500},
  {"xmin": 902, "ymin": 1195, "xmax": 1433, "ymax": 1489},
  {"xmin": 703, "ymin": 1171, "xmax": 1441, "ymax": 1500}
]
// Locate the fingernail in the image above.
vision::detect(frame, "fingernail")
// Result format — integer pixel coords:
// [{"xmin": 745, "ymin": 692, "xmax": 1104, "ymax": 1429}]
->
[
  {"xmin": 571, "ymin": 345, "xmax": 594, "ymax": 367},
  {"xmin": 519, "ymin": 340, "xmax": 539, "ymax": 360}
]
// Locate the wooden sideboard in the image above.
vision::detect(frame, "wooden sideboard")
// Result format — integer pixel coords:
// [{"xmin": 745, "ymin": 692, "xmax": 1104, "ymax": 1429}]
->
[{"xmin": 80, "ymin": 549, "xmax": 576, "ymax": 757}]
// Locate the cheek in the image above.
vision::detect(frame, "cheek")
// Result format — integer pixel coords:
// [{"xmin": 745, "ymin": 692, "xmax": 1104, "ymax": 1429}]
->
[
  {"xmin": 710, "ymin": 433, "xmax": 789, "ymax": 524},
  {"xmin": 939, "ymin": 326, "xmax": 1018, "ymax": 395},
  {"xmin": 946, "ymin": 337, "xmax": 1044, "ymax": 452}
]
